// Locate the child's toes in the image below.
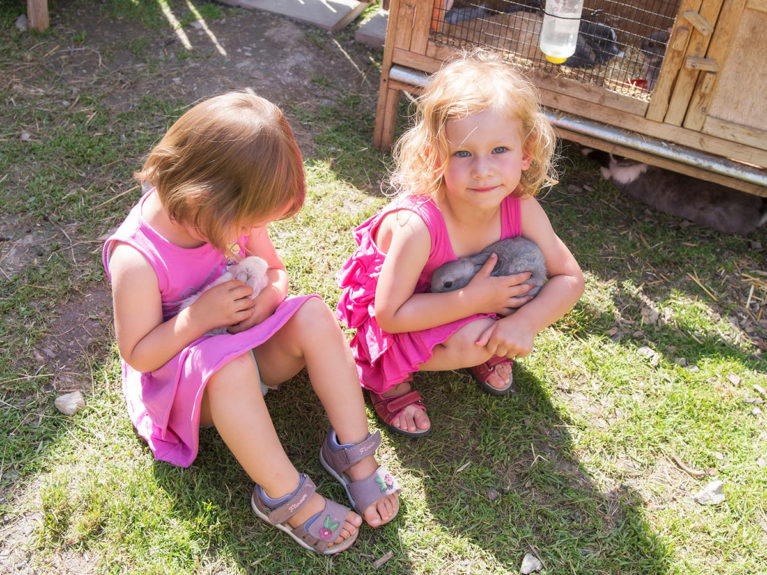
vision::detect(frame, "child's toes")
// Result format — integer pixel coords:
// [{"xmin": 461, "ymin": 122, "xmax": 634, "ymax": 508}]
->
[
  {"xmin": 335, "ymin": 511, "xmax": 362, "ymax": 544},
  {"xmin": 364, "ymin": 492, "xmax": 399, "ymax": 527}
]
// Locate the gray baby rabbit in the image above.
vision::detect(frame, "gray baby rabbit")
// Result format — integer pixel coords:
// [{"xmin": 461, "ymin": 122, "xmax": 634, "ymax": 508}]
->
[
  {"xmin": 640, "ymin": 28, "xmax": 670, "ymax": 91},
  {"xmin": 430, "ymin": 237, "xmax": 547, "ymax": 296}
]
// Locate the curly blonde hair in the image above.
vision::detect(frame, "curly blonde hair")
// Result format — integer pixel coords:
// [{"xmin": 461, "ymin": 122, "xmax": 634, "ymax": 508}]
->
[
  {"xmin": 390, "ymin": 50, "xmax": 557, "ymax": 199},
  {"xmin": 136, "ymin": 92, "xmax": 305, "ymax": 252}
]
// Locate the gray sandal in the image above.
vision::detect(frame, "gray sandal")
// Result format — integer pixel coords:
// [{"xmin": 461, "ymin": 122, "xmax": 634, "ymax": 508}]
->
[
  {"xmin": 250, "ymin": 474, "xmax": 357, "ymax": 555},
  {"xmin": 320, "ymin": 429, "xmax": 400, "ymax": 526}
]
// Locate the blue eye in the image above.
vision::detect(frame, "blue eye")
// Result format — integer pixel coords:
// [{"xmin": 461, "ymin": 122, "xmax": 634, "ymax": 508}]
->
[
  {"xmin": 492, "ymin": 146, "xmax": 508, "ymax": 154},
  {"xmin": 454, "ymin": 150, "xmax": 471, "ymax": 158}
]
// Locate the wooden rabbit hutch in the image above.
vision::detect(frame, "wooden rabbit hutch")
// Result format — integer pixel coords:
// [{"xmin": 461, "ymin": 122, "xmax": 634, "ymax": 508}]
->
[{"xmin": 373, "ymin": 0, "xmax": 767, "ymax": 196}]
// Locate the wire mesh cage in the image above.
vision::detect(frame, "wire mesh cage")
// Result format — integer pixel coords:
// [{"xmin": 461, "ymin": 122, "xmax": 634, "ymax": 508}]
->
[{"xmin": 430, "ymin": 0, "xmax": 678, "ymax": 101}]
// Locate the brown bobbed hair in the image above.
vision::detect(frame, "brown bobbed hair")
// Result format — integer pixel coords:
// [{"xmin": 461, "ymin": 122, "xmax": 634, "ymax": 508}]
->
[{"xmin": 137, "ymin": 92, "xmax": 305, "ymax": 252}]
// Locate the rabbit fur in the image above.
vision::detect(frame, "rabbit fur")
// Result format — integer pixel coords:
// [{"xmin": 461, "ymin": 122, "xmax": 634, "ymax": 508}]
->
[
  {"xmin": 179, "ymin": 255, "xmax": 269, "ymax": 335},
  {"xmin": 584, "ymin": 148, "xmax": 767, "ymax": 235},
  {"xmin": 430, "ymin": 237, "xmax": 547, "ymax": 296}
]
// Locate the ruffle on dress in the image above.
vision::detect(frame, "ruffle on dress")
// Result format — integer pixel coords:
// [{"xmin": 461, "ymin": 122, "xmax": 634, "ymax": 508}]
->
[{"xmin": 336, "ymin": 219, "xmax": 481, "ymax": 394}]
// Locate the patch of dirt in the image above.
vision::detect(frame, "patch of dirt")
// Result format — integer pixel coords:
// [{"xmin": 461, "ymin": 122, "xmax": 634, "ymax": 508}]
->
[
  {"xmin": 1, "ymin": 6, "xmax": 382, "ymax": 572},
  {"xmin": 3, "ymin": 2, "xmax": 383, "ymax": 394}
]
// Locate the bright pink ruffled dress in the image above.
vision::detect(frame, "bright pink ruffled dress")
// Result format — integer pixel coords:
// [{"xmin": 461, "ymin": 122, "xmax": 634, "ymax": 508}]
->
[
  {"xmin": 336, "ymin": 194, "xmax": 521, "ymax": 394},
  {"xmin": 103, "ymin": 190, "xmax": 315, "ymax": 467}
]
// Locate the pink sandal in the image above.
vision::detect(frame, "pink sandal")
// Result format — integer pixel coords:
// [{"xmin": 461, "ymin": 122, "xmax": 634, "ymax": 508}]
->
[
  {"xmin": 368, "ymin": 381, "xmax": 431, "ymax": 437},
  {"xmin": 470, "ymin": 355, "xmax": 515, "ymax": 396}
]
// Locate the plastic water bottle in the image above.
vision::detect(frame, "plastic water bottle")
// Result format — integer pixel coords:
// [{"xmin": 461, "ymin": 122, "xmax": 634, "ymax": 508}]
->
[{"xmin": 539, "ymin": 0, "xmax": 584, "ymax": 64}]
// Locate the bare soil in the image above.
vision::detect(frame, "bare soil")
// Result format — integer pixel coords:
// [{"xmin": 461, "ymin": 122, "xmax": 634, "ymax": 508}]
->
[
  {"xmin": 1, "ymin": 6, "xmax": 382, "ymax": 572},
  {"xmin": 2, "ymin": 1, "xmax": 383, "ymax": 395}
]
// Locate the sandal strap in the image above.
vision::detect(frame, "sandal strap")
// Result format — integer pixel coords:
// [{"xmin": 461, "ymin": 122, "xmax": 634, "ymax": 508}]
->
[
  {"xmin": 258, "ymin": 474, "xmax": 317, "ymax": 526},
  {"xmin": 473, "ymin": 355, "xmax": 511, "ymax": 379},
  {"xmin": 321, "ymin": 430, "xmax": 382, "ymax": 474},
  {"xmin": 290, "ymin": 498, "xmax": 352, "ymax": 552},
  {"xmin": 347, "ymin": 465, "xmax": 400, "ymax": 514},
  {"xmin": 371, "ymin": 390, "xmax": 425, "ymax": 420},
  {"xmin": 485, "ymin": 354, "xmax": 509, "ymax": 370}
]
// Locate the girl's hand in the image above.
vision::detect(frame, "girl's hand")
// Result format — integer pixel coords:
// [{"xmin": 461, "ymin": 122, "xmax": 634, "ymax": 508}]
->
[
  {"xmin": 474, "ymin": 314, "xmax": 535, "ymax": 359},
  {"xmin": 188, "ymin": 279, "xmax": 255, "ymax": 332},
  {"xmin": 466, "ymin": 254, "xmax": 534, "ymax": 316}
]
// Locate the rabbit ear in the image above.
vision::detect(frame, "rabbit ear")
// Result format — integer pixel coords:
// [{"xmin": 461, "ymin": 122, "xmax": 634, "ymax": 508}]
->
[
  {"xmin": 468, "ymin": 253, "xmax": 493, "ymax": 272},
  {"xmin": 469, "ymin": 253, "xmax": 492, "ymax": 266}
]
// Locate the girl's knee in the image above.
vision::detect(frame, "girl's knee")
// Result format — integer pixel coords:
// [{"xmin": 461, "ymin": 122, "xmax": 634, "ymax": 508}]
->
[
  {"xmin": 207, "ymin": 352, "xmax": 258, "ymax": 396},
  {"xmin": 441, "ymin": 321, "xmax": 495, "ymax": 365},
  {"xmin": 291, "ymin": 297, "xmax": 339, "ymax": 333}
]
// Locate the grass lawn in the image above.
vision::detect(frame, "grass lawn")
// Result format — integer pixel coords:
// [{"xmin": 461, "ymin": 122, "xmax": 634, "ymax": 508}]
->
[{"xmin": 1, "ymin": 1, "xmax": 765, "ymax": 573}]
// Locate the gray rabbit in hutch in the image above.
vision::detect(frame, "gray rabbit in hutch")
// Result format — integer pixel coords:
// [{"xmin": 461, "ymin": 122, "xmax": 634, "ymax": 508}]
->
[{"xmin": 430, "ymin": 237, "xmax": 547, "ymax": 296}]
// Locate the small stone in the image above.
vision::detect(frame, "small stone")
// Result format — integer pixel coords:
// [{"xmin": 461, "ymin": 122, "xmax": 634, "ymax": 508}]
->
[
  {"xmin": 20, "ymin": 131, "xmax": 31, "ymax": 141},
  {"xmin": 751, "ymin": 407, "xmax": 763, "ymax": 418},
  {"xmin": 756, "ymin": 457, "xmax": 766, "ymax": 468},
  {"xmin": 694, "ymin": 480, "xmax": 725, "ymax": 505},
  {"xmin": 637, "ymin": 346, "xmax": 660, "ymax": 367},
  {"xmin": 15, "ymin": 14, "xmax": 28, "ymax": 32},
  {"xmin": 520, "ymin": 553, "xmax": 543, "ymax": 574},
  {"xmin": 753, "ymin": 384, "xmax": 766, "ymax": 398},
  {"xmin": 486, "ymin": 487, "xmax": 499, "ymax": 502},
  {"xmin": 727, "ymin": 373, "xmax": 741, "ymax": 385},
  {"xmin": 674, "ymin": 357, "xmax": 687, "ymax": 367},
  {"xmin": 54, "ymin": 391, "xmax": 85, "ymax": 416}
]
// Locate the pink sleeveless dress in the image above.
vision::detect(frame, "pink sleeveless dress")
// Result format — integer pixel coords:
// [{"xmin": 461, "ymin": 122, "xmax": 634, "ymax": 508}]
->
[
  {"xmin": 336, "ymin": 194, "xmax": 521, "ymax": 394},
  {"xmin": 103, "ymin": 190, "xmax": 315, "ymax": 467}
]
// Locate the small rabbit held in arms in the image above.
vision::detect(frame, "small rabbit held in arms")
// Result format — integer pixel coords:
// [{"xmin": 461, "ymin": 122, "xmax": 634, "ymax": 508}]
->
[
  {"xmin": 430, "ymin": 237, "xmax": 547, "ymax": 296},
  {"xmin": 180, "ymin": 256, "xmax": 269, "ymax": 335}
]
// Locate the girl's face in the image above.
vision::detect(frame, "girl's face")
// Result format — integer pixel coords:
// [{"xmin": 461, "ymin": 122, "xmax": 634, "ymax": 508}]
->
[{"xmin": 442, "ymin": 109, "xmax": 532, "ymax": 211}]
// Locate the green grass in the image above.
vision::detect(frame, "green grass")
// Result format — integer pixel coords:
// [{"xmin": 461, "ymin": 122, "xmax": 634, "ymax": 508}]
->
[{"xmin": 1, "ymin": 1, "xmax": 766, "ymax": 573}]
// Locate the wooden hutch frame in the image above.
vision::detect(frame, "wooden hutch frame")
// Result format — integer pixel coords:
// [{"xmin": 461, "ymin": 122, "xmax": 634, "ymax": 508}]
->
[{"xmin": 373, "ymin": 0, "xmax": 767, "ymax": 196}]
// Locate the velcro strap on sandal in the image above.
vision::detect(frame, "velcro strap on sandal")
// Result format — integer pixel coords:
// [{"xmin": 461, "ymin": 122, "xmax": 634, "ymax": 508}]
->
[
  {"xmin": 297, "ymin": 498, "xmax": 351, "ymax": 550},
  {"xmin": 266, "ymin": 474, "xmax": 317, "ymax": 525},
  {"xmin": 348, "ymin": 466, "xmax": 401, "ymax": 513},
  {"xmin": 323, "ymin": 430, "xmax": 382, "ymax": 474},
  {"xmin": 377, "ymin": 390, "xmax": 424, "ymax": 417}
]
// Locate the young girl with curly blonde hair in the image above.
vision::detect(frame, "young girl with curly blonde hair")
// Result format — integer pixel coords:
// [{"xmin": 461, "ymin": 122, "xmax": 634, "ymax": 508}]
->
[{"xmin": 337, "ymin": 52, "xmax": 584, "ymax": 436}]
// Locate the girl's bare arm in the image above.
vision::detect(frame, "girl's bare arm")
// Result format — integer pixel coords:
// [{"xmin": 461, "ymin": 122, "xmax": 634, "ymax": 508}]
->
[
  {"xmin": 374, "ymin": 210, "xmax": 532, "ymax": 334},
  {"xmin": 109, "ymin": 243, "xmax": 254, "ymax": 372}
]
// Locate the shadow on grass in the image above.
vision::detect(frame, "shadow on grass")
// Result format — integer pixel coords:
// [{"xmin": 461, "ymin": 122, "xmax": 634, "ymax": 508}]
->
[
  {"xmin": 387, "ymin": 366, "xmax": 672, "ymax": 574},
  {"xmin": 148, "ymin": 373, "xmax": 418, "ymax": 573}
]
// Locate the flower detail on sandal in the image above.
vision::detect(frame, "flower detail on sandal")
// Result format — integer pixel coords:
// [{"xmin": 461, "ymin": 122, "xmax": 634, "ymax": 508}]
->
[
  {"xmin": 375, "ymin": 474, "xmax": 395, "ymax": 492},
  {"xmin": 319, "ymin": 515, "xmax": 340, "ymax": 539}
]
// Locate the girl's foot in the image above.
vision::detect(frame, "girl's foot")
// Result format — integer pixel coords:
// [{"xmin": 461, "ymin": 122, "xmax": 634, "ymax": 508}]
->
[
  {"xmin": 320, "ymin": 430, "xmax": 401, "ymax": 527},
  {"xmin": 288, "ymin": 491, "xmax": 361, "ymax": 543},
  {"xmin": 471, "ymin": 356, "xmax": 515, "ymax": 395},
  {"xmin": 378, "ymin": 380, "xmax": 431, "ymax": 435},
  {"xmin": 345, "ymin": 450, "xmax": 399, "ymax": 527},
  {"xmin": 252, "ymin": 474, "xmax": 361, "ymax": 554}
]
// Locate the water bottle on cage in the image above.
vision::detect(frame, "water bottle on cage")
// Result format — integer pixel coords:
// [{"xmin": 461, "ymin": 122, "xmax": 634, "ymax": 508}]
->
[{"xmin": 540, "ymin": 0, "xmax": 584, "ymax": 64}]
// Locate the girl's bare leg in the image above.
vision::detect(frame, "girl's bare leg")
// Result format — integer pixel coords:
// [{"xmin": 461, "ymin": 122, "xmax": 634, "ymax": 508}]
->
[
  {"xmin": 253, "ymin": 297, "xmax": 398, "ymax": 527},
  {"xmin": 381, "ymin": 319, "xmax": 512, "ymax": 433},
  {"xmin": 200, "ymin": 353, "xmax": 360, "ymax": 544}
]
